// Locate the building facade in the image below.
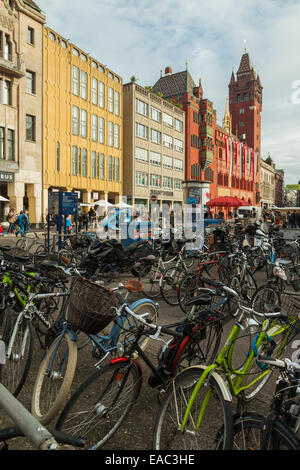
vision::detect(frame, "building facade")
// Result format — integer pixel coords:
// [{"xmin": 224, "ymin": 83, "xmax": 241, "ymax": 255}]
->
[
  {"xmin": 152, "ymin": 52, "xmax": 262, "ymax": 208},
  {"xmin": 275, "ymin": 169, "xmax": 284, "ymax": 207},
  {"xmin": 0, "ymin": 0, "xmax": 45, "ymax": 224},
  {"xmin": 123, "ymin": 82, "xmax": 185, "ymax": 210},
  {"xmin": 43, "ymin": 26, "xmax": 123, "ymax": 216},
  {"xmin": 260, "ymin": 159, "xmax": 276, "ymax": 208}
]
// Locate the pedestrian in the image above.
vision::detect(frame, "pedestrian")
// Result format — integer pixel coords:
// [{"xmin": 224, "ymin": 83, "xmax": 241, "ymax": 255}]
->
[
  {"xmin": 7, "ymin": 208, "xmax": 17, "ymax": 233},
  {"xmin": 78, "ymin": 213, "xmax": 83, "ymax": 232},
  {"xmin": 66, "ymin": 216, "xmax": 72, "ymax": 234},
  {"xmin": 82, "ymin": 211, "xmax": 89, "ymax": 231},
  {"xmin": 16, "ymin": 211, "xmax": 24, "ymax": 237},
  {"xmin": 289, "ymin": 211, "xmax": 297, "ymax": 229}
]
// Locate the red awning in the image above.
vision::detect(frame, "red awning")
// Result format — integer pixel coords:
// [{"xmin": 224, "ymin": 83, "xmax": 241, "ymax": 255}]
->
[{"xmin": 206, "ymin": 196, "xmax": 249, "ymax": 208}]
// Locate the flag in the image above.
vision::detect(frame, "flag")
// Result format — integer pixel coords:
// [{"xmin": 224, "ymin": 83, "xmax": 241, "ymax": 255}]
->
[{"xmin": 225, "ymin": 136, "xmax": 229, "ymax": 169}]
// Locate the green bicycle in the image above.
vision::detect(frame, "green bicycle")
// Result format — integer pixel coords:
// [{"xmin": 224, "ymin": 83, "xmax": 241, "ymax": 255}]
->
[{"xmin": 153, "ymin": 278, "xmax": 300, "ymax": 450}]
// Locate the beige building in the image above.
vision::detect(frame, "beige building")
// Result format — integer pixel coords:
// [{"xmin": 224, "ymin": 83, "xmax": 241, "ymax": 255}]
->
[
  {"xmin": 123, "ymin": 82, "xmax": 185, "ymax": 211},
  {"xmin": 0, "ymin": 0, "xmax": 45, "ymax": 224},
  {"xmin": 260, "ymin": 158, "xmax": 276, "ymax": 208}
]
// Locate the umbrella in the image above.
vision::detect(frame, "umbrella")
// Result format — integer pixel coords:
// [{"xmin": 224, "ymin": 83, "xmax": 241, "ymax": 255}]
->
[
  {"xmin": 206, "ymin": 196, "xmax": 249, "ymax": 208},
  {"xmin": 0, "ymin": 196, "xmax": 9, "ymax": 202},
  {"xmin": 114, "ymin": 202, "xmax": 134, "ymax": 209},
  {"xmin": 94, "ymin": 200, "xmax": 113, "ymax": 207}
]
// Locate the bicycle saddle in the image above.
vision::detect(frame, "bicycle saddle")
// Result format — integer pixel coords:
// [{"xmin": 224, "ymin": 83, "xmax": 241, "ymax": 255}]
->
[{"xmin": 123, "ymin": 280, "xmax": 144, "ymax": 293}]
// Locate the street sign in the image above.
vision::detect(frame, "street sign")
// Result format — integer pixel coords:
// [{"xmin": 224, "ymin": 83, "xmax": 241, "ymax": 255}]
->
[
  {"xmin": 151, "ymin": 195, "xmax": 158, "ymax": 203},
  {"xmin": 59, "ymin": 191, "xmax": 78, "ymax": 215},
  {"xmin": 286, "ymin": 185, "xmax": 300, "ymax": 191}
]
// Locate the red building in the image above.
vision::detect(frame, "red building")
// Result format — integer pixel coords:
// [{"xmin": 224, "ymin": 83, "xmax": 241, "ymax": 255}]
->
[
  {"xmin": 275, "ymin": 170, "xmax": 284, "ymax": 207},
  {"xmin": 152, "ymin": 52, "xmax": 262, "ymax": 208}
]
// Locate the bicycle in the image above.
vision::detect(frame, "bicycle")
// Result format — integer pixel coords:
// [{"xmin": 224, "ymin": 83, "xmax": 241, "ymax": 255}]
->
[
  {"xmin": 31, "ymin": 272, "xmax": 159, "ymax": 426},
  {"xmin": 54, "ymin": 289, "xmax": 225, "ymax": 450},
  {"xmin": 153, "ymin": 278, "xmax": 300, "ymax": 450},
  {"xmin": 219, "ymin": 354, "xmax": 300, "ymax": 449}
]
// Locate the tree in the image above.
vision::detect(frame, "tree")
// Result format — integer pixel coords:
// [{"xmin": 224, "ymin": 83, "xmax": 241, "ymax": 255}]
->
[{"xmin": 130, "ymin": 75, "xmax": 138, "ymax": 83}]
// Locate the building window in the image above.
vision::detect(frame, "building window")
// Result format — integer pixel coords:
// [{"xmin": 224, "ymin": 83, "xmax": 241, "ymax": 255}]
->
[
  {"xmin": 151, "ymin": 106, "xmax": 161, "ymax": 123},
  {"xmin": 239, "ymin": 121, "xmax": 245, "ymax": 127},
  {"xmin": 174, "ymin": 178, "xmax": 182, "ymax": 190},
  {"xmin": 237, "ymin": 94, "xmax": 242, "ymax": 103},
  {"xmin": 163, "ymin": 113, "xmax": 173, "ymax": 128},
  {"xmin": 91, "ymin": 151, "xmax": 96, "ymax": 178},
  {"xmin": 80, "ymin": 110, "xmax": 87, "ymax": 138},
  {"xmin": 91, "ymin": 114, "xmax": 97, "ymax": 141},
  {"xmin": 7, "ymin": 130, "xmax": 14, "ymax": 160},
  {"xmin": 108, "ymin": 121, "xmax": 113, "ymax": 146},
  {"xmin": 163, "ymin": 176, "xmax": 173, "ymax": 189},
  {"xmin": 239, "ymin": 108, "xmax": 245, "ymax": 114},
  {"xmin": 163, "ymin": 155, "xmax": 173, "ymax": 169},
  {"xmin": 116, "ymin": 157, "xmax": 120, "ymax": 182},
  {"xmin": 150, "ymin": 151, "xmax": 161, "ymax": 166},
  {"xmin": 150, "ymin": 128, "xmax": 161, "ymax": 144},
  {"xmin": 174, "ymin": 158, "xmax": 183, "ymax": 171},
  {"xmin": 56, "ymin": 142, "xmax": 60, "ymax": 171},
  {"xmin": 108, "ymin": 87, "xmax": 114, "ymax": 112},
  {"xmin": 175, "ymin": 118, "xmax": 183, "ymax": 132},
  {"xmin": 4, "ymin": 35, "xmax": 11, "ymax": 61},
  {"xmin": 108, "ymin": 155, "xmax": 113, "ymax": 180},
  {"xmin": 136, "ymin": 147, "xmax": 148, "ymax": 163},
  {"xmin": 72, "ymin": 66, "xmax": 79, "ymax": 96},
  {"xmin": 99, "ymin": 117, "xmax": 105, "ymax": 144},
  {"xmin": 26, "ymin": 115, "xmax": 35, "ymax": 141},
  {"xmin": 28, "ymin": 27, "xmax": 35, "ymax": 45},
  {"xmin": 81, "ymin": 71, "xmax": 88, "ymax": 100},
  {"xmin": 100, "ymin": 153, "xmax": 105, "ymax": 179},
  {"xmin": 82, "ymin": 148, "xmax": 87, "ymax": 177},
  {"xmin": 72, "ymin": 106, "xmax": 79, "ymax": 135},
  {"xmin": 26, "ymin": 70, "xmax": 36, "ymax": 94},
  {"xmin": 72, "ymin": 146, "xmax": 78, "ymax": 175},
  {"xmin": 3, "ymin": 80, "xmax": 12, "ymax": 105},
  {"xmin": 150, "ymin": 174, "xmax": 161, "ymax": 188},
  {"xmin": 136, "ymin": 98, "xmax": 148, "ymax": 116},
  {"xmin": 136, "ymin": 171, "xmax": 148, "ymax": 186},
  {"xmin": 136, "ymin": 123, "xmax": 148, "ymax": 140},
  {"xmin": 0, "ymin": 127, "xmax": 4, "ymax": 159},
  {"xmin": 243, "ymin": 93, "xmax": 248, "ymax": 102},
  {"xmin": 91, "ymin": 77, "xmax": 98, "ymax": 105},
  {"xmin": 163, "ymin": 134, "xmax": 173, "ymax": 148},
  {"xmin": 114, "ymin": 124, "xmax": 119, "ymax": 148},
  {"xmin": 174, "ymin": 138, "xmax": 183, "ymax": 152},
  {"xmin": 114, "ymin": 91, "xmax": 120, "ymax": 116},
  {"xmin": 99, "ymin": 81, "xmax": 105, "ymax": 108},
  {"xmin": 49, "ymin": 31, "xmax": 55, "ymax": 41}
]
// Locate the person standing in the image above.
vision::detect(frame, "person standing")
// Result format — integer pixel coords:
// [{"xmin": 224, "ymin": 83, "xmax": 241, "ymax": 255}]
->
[
  {"xmin": 82, "ymin": 211, "xmax": 89, "ymax": 231},
  {"xmin": 66, "ymin": 216, "xmax": 72, "ymax": 234},
  {"xmin": 7, "ymin": 209, "xmax": 17, "ymax": 233}
]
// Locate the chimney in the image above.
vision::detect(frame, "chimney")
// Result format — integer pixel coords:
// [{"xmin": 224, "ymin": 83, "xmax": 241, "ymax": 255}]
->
[{"xmin": 165, "ymin": 66, "xmax": 172, "ymax": 76}]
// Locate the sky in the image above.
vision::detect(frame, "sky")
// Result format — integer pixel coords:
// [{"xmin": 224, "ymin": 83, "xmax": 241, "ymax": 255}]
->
[{"xmin": 37, "ymin": 0, "xmax": 300, "ymax": 185}]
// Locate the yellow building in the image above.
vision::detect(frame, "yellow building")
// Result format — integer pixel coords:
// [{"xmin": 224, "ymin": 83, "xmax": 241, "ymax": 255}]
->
[{"xmin": 43, "ymin": 27, "xmax": 123, "ymax": 217}]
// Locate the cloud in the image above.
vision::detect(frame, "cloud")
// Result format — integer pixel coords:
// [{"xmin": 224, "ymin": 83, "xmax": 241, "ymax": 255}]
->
[{"xmin": 37, "ymin": 0, "xmax": 300, "ymax": 184}]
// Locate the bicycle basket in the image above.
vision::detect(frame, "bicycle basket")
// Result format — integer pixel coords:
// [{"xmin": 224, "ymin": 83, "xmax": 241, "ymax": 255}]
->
[
  {"xmin": 280, "ymin": 293, "xmax": 300, "ymax": 318},
  {"xmin": 67, "ymin": 278, "xmax": 121, "ymax": 334}
]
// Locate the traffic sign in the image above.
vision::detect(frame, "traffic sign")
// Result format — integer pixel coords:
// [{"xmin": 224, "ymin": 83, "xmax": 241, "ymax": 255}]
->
[{"xmin": 151, "ymin": 195, "xmax": 158, "ymax": 203}]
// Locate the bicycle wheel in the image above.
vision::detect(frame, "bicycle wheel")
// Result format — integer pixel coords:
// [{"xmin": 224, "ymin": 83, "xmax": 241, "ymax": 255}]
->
[
  {"xmin": 0, "ymin": 308, "xmax": 33, "ymax": 397},
  {"xmin": 31, "ymin": 332, "xmax": 78, "ymax": 425},
  {"xmin": 139, "ymin": 262, "xmax": 163, "ymax": 299},
  {"xmin": 229, "ymin": 270, "xmax": 257, "ymax": 318},
  {"xmin": 173, "ymin": 321, "xmax": 222, "ymax": 374},
  {"xmin": 251, "ymin": 285, "xmax": 281, "ymax": 325},
  {"xmin": 153, "ymin": 366, "xmax": 233, "ymax": 450},
  {"xmin": 160, "ymin": 265, "xmax": 187, "ymax": 306},
  {"xmin": 221, "ymin": 412, "xmax": 300, "ymax": 450},
  {"xmin": 56, "ymin": 361, "xmax": 141, "ymax": 449},
  {"xmin": 178, "ymin": 273, "xmax": 202, "ymax": 314}
]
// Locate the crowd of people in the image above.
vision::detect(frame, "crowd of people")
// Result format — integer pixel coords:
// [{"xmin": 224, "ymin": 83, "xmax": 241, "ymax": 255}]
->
[{"xmin": 6, "ymin": 209, "xmax": 30, "ymax": 237}]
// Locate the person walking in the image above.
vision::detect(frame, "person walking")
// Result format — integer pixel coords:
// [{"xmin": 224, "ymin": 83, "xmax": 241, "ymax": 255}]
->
[
  {"xmin": 82, "ymin": 211, "xmax": 89, "ymax": 231},
  {"xmin": 16, "ymin": 211, "xmax": 25, "ymax": 237},
  {"xmin": 7, "ymin": 209, "xmax": 17, "ymax": 233},
  {"xmin": 66, "ymin": 216, "xmax": 72, "ymax": 234}
]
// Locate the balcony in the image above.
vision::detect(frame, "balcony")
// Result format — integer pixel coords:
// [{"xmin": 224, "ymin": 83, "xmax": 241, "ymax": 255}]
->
[{"xmin": 0, "ymin": 51, "xmax": 25, "ymax": 78}]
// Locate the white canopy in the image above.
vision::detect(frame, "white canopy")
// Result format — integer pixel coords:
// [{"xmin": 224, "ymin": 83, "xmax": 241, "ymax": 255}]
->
[
  {"xmin": 0, "ymin": 196, "xmax": 9, "ymax": 202},
  {"xmin": 94, "ymin": 200, "xmax": 113, "ymax": 207},
  {"xmin": 114, "ymin": 202, "xmax": 134, "ymax": 209}
]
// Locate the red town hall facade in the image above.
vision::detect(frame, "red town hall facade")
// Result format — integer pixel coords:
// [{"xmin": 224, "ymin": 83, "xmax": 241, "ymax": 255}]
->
[{"xmin": 152, "ymin": 52, "xmax": 262, "ymax": 207}]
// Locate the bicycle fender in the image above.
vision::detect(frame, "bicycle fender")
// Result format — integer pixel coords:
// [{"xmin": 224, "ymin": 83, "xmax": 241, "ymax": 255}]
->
[
  {"xmin": 181, "ymin": 365, "xmax": 232, "ymax": 432},
  {"xmin": 109, "ymin": 357, "xmax": 143, "ymax": 394},
  {"xmin": 129, "ymin": 298, "xmax": 158, "ymax": 313}
]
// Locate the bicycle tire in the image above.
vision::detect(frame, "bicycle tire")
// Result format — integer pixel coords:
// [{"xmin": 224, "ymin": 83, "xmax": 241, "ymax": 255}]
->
[
  {"xmin": 160, "ymin": 265, "xmax": 187, "ymax": 306},
  {"xmin": 172, "ymin": 321, "xmax": 222, "ymax": 374},
  {"xmin": 229, "ymin": 270, "xmax": 257, "ymax": 318},
  {"xmin": 221, "ymin": 412, "xmax": 300, "ymax": 450},
  {"xmin": 153, "ymin": 366, "xmax": 233, "ymax": 450},
  {"xmin": 56, "ymin": 360, "xmax": 141, "ymax": 449},
  {"xmin": 251, "ymin": 284, "xmax": 281, "ymax": 325},
  {"xmin": 178, "ymin": 273, "xmax": 203, "ymax": 314},
  {"xmin": 0, "ymin": 308, "xmax": 34, "ymax": 397},
  {"xmin": 139, "ymin": 262, "xmax": 163, "ymax": 299},
  {"xmin": 31, "ymin": 332, "xmax": 78, "ymax": 425}
]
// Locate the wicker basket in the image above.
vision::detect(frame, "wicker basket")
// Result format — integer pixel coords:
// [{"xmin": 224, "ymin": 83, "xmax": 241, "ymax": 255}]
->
[{"xmin": 67, "ymin": 278, "xmax": 121, "ymax": 334}]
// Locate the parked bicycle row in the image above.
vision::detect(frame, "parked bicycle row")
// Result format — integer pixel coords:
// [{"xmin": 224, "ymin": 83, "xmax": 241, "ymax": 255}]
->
[{"xmin": 0, "ymin": 218, "xmax": 300, "ymax": 450}]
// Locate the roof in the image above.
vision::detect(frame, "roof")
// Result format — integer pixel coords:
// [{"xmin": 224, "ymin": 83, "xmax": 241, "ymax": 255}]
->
[
  {"xmin": 23, "ymin": 0, "xmax": 42, "ymax": 13},
  {"xmin": 152, "ymin": 70, "xmax": 197, "ymax": 98}
]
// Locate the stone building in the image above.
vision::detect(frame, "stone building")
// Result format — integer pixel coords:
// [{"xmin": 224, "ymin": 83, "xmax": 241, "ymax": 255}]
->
[
  {"xmin": 123, "ymin": 81, "xmax": 185, "ymax": 210},
  {"xmin": 0, "ymin": 0, "xmax": 45, "ymax": 224},
  {"xmin": 260, "ymin": 158, "xmax": 276, "ymax": 208}
]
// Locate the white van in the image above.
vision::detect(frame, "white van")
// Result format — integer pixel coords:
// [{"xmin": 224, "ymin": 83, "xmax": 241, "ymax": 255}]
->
[{"xmin": 237, "ymin": 206, "xmax": 262, "ymax": 220}]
